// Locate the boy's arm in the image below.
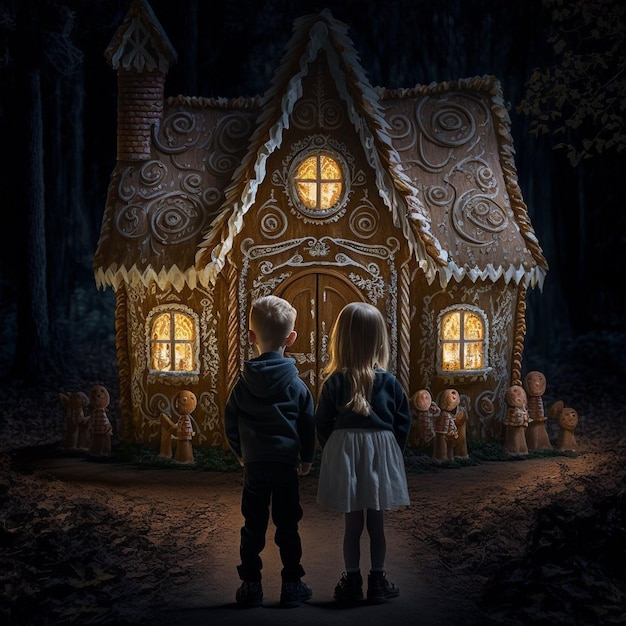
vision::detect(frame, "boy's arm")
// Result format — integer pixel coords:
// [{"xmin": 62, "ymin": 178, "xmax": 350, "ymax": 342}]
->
[
  {"xmin": 298, "ymin": 461, "xmax": 312, "ymax": 476},
  {"xmin": 224, "ymin": 386, "xmax": 242, "ymax": 462}
]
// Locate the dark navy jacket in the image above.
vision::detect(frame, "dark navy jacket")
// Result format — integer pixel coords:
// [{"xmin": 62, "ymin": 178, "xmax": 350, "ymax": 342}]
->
[
  {"xmin": 225, "ymin": 352, "xmax": 316, "ymax": 466},
  {"xmin": 315, "ymin": 369, "xmax": 411, "ymax": 451}
]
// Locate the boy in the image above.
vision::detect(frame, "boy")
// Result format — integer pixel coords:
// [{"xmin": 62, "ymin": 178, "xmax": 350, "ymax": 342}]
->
[{"xmin": 225, "ymin": 295, "xmax": 316, "ymax": 608}]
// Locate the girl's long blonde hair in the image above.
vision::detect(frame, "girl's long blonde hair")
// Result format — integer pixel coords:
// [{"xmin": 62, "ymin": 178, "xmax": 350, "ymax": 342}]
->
[{"xmin": 323, "ymin": 302, "xmax": 390, "ymax": 415}]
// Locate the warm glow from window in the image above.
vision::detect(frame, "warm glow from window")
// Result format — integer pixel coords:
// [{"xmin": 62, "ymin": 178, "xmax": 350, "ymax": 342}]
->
[
  {"xmin": 151, "ymin": 312, "xmax": 195, "ymax": 372},
  {"xmin": 294, "ymin": 155, "xmax": 343, "ymax": 210},
  {"xmin": 441, "ymin": 310, "xmax": 485, "ymax": 371}
]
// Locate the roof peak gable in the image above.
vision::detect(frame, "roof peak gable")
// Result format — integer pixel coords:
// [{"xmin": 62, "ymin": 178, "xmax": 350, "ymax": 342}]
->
[{"xmin": 195, "ymin": 10, "xmax": 447, "ymax": 283}]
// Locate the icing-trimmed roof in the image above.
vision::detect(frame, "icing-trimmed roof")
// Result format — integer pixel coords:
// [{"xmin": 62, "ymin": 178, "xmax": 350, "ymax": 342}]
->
[
  {"xmin": 379, "ymin": 76, "xmax": 548, "ymax": 289},
  {"xmin": 93, "ymin": 96, "xmax": 261, "ymax": 291},
  {"xmin": 95, "ymin": 7, "xmax": 547, "ymax": 292}
]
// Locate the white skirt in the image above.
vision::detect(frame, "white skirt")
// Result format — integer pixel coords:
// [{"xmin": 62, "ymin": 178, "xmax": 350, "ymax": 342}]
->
[{"xmin": 317, "ymin": 429, "xmax": 410, "ymax": 512}]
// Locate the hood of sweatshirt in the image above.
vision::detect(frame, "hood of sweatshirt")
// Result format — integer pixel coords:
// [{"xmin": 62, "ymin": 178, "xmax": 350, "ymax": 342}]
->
[{"xmin": 240, "ymin": 352, "xmax": 299, "ymax": 400}]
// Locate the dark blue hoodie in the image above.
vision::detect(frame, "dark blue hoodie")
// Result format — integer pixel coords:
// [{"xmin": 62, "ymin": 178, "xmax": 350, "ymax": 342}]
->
[{"xmin": 225, "ymin": 352, "xmax": 316, "ymax": 466}]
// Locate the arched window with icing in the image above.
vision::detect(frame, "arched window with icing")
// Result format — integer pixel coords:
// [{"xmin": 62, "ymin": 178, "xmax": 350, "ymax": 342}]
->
[
  {"xmin": 147, "ymin": 306, "xmax": 199, "ymax": 374},
  {"xmin": 437, "ymin": 305, "xmax": 490, "ymax": 376}
]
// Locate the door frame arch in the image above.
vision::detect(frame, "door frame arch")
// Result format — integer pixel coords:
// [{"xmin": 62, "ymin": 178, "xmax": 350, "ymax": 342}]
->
[
  {"xmin": 274, "ymin": 267, "xmax": 365, "ymax": 302},
  {"xmin": 275, "ymin": 269, "xmax": 366, "ymax": 396}
]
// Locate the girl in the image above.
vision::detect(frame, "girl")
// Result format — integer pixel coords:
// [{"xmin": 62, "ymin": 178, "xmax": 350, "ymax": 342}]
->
[{"xmin": 315, "ymin": 302, "xmax": 411, "ymax": 604}]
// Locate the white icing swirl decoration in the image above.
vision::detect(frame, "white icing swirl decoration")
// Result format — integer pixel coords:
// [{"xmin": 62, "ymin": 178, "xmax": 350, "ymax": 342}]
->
[
  {"xmin": 452, "ymin": 190, "xmax": 508, "ymax": 245},
  {"xmin": 259, "ymin": 207, "xmax": 288, "ymax": 239},
  {"xmin": 149, "ymin": 193, "xmax": 203, "ymax": 245},
  {"xmin": 417, "ymin": 98, "xmax": 475, "ymax": 147},
  {"xmin": 350, "ymin": 206, "xmax": 380, "ymax": 239}
]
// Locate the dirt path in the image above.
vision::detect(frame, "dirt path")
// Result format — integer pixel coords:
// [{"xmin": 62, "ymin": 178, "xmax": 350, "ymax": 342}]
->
[
  {"xmin": 26, "ymin": 445, "xmax": 623, "ymax": 626},
  {"xmin": 3, "ymin": 334, "xmax": 625, "ymax": 623}
]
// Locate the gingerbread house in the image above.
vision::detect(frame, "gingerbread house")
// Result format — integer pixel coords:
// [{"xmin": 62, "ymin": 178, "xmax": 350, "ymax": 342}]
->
[{"xmin": 94, "ymin": 0, "xmax": 548, "ymax": 449}]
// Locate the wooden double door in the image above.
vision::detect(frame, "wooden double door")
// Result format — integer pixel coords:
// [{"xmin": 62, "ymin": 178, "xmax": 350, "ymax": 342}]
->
[{"xmin": 277, "ymin": 271, "xmax": 364, "ymax": 398}]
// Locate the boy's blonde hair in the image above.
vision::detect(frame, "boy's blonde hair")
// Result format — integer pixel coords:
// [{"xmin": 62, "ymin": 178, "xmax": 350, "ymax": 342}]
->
[
  {"xmin": 249, "ymin": 295, "xmax": 297, "ymax": 351},
  {"xmin": 324, "ymin": 302, "xmax": 389, "ymax": 415}
]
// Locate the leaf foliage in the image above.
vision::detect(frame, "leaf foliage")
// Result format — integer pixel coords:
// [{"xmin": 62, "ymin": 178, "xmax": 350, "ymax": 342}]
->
[{"xmin": 518, "ymin": 0, "xmax": 626, "ymax": 166}]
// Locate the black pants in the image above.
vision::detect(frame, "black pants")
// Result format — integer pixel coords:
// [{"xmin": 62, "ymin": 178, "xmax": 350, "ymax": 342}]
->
[{"xmin": 237, "ymin": 462, "xmax": 305, "ymax": 583}]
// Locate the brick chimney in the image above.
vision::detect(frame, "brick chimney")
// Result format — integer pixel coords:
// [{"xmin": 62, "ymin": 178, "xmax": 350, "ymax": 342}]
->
[{"xmin": 104, "ymin": 0, "xmax": 177, "ymax": 162}]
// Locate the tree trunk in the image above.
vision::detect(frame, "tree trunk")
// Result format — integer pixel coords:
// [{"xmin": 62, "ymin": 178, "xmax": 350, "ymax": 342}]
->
[
  {"xmin": 12, "ymin": 63, "xmax": 52, "ymax": 379},
  {"xmin": 48, "ymin": 77, "xmax": 68, "ymax": 320},
  {"xmin": 11, "ymin": 3, "xmax": 53, "ymax": 380}
]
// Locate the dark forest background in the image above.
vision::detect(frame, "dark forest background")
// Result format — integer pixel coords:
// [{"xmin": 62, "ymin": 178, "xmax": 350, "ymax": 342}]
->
[{"xmin": 0, "ymin": 0, "xmax": 624, "ymax": 385}]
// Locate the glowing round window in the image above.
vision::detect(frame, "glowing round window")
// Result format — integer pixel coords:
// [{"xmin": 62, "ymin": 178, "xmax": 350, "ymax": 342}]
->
[{"xmin": 293, "ymin": 153, "xmax": 344, "ymax": 214}]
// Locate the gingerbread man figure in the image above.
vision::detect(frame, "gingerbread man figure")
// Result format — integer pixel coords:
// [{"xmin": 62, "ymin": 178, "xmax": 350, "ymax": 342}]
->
[
  {"xmin": 442, "ymin": 388, "xmax": 468, "ymax": 459},
  {"xmin": 410, "ymin": 389, "xmax": 438, "ymax": 447},
  {"xmin": 159, "ymin": 412, "xmax": 177, "ymax": 459},
  {"xmin": 549, "ymin": 401, "xmax": 579, "ymax": 451},
  {"xmin": 59, "ymin": 391, "xmax": 90, "ymax": 450},
  {"xmin": 88, "ymin": 384, "xmax": 113, "ymax": 457},
  {"xmin": 524, "ymin": 370, "xmax": 552, "ymax": 451},
  {"xmin": 433, "ymin": 389, "xmax": 459, "ymax": 463},
  {"xmin": 172, "ymin": 390, "xmax": 197, "ymax": 464},
  {"xmin": 503, "ymin": 385, "xmax": 529, "ymax": 456}
]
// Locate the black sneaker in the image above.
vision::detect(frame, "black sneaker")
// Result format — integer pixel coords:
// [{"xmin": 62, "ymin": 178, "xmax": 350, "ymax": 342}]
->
[
  {"xmin": 280, "ymin": 579, "xmax": 313, "ymax": 608},
  {"xmin": 334, "ymin": 571, "xmax": 363, "ymax": 602},
  {"xmin": 367, "ymin": 571, "xmax": 399, "ymax": 604},
  {"xmin": 236, "ymin": 580, "xmax": 263, "ymax": 608}
]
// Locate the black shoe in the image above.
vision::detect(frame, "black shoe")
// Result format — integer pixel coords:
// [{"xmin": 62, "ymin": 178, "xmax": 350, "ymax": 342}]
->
[
  {"xmin": 236, "ymin": 580, "xmax": 263, "ymax": 608},
  {"xmin": 367, "ymin": 571, "xmax": 399, "ymax": 604},
  {"xmin": 280, "ymin": 579, "xmax": 313, "ymax": 608},
  {"xmin": 334, "ymin": 571, "xmax": 363, "ymax": 602}
]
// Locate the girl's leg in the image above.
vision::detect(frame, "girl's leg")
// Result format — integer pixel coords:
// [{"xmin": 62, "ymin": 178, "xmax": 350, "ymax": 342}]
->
[
  {"xmin": 365, "ymin": 509, "xmax": 399, "ymax": 602},
  {"xmin": 366, "ymin": 508, "xmax": 386, "ymax": 571},
  {"xmin": 343, "ymin": 510, "xmax": 365, "ymax": 571}
]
